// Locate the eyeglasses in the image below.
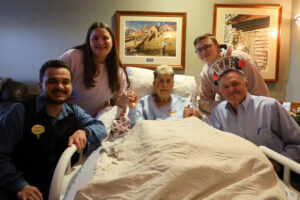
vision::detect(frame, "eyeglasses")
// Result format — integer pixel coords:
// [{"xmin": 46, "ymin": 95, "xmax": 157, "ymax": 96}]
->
[{"xmin": 195, "ymin": 44, "xmax": 213, "ymax": 53}]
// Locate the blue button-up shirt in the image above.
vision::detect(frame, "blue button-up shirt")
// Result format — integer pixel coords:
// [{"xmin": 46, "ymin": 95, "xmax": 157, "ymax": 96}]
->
[
  {"xmin": 210, "ymin": 93, "xmax": 300, "ymax": 162},
  {"xmin": 0, "ymin": 95, "xmax": 107, "ymax": 195}
]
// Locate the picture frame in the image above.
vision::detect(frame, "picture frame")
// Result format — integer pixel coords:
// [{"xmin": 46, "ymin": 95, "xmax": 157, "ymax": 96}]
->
[
  {"xmin": 213, "ymin": 4, "xmax": 282, "ymax": 82},
  {"xmin": 115, "ymin": 11, "xmax": 186, "ymax": 69}
]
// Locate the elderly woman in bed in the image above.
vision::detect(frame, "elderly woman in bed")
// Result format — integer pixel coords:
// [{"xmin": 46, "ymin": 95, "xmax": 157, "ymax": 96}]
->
[{"xmin": 127, "ymin": 65, "xmax": 207, "ymax": 127}]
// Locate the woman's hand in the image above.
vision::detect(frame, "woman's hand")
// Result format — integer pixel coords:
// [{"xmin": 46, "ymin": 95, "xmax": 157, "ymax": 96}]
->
[
  {"xmin": 183, "ymin": 105, "xmax": 202, "ymax": 119},
  {"xmin": 127, "ymin": 90, "xmax": 138, "ymax": 108}
]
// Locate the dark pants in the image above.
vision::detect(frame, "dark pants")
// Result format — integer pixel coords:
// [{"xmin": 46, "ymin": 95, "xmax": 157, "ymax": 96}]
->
[
  {"xmin": 0, "ymin": 190, "xmax": 18, "ymax": 200},
  {"xmin": 277, "ymin": 169, "xmax": 300, "ymax": 191},
  {"xmin": 291, "ymin": 171, "xmax": 300, "ymax": 191}
]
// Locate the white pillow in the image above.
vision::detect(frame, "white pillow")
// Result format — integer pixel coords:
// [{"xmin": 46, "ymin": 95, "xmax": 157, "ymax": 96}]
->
[
  {"xmin": 173, "ymin": 74, "xmax": 198, "ymax": 107},
  {"xmin": 126, "ymin": 67, "xmax": 198, "ymax": 106},
  {"xmin": 126, "ymin": 67, "xmax": 154, "ymax": 99}
]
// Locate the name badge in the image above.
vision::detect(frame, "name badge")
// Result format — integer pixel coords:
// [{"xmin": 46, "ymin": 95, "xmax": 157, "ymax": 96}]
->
[
  {"xmin": 168, "ymin": 109, "xmax": 176, "ymax": 116},
  {"xmin": 31, "ymin": 124, "xmax": 45, "ymax": 139}
]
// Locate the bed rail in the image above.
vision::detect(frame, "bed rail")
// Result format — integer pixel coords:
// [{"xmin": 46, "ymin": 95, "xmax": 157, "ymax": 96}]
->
[
  {"xmin": 259, "ymin": 146, "xmax": 300, "ymax": 187},
  {"xmin": 48, "ymin": 144, "xmax": 77, "ymax": 200}
]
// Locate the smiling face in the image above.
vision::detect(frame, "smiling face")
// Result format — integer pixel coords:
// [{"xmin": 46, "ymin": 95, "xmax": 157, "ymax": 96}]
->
[
  {"xmin": 154, "ymin": 73, "xmax": 174, "ymax": 100},
  {"xmin": 219, "ymin": 71, "xmax": 248, "ymax": 108},
  {"xmin": 89, "ymin": 27, "xmax": 113, "ymax": 61},
  {"xmin": 195, "ymin": 37, "xmax": 221, "ymax": 65},
  {"xmin": 39, "ymin": 67, "xmax": 72, "ymax": 104}
]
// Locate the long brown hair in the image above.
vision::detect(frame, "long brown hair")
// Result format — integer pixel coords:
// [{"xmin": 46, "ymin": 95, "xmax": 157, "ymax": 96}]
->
[{"xmin": 74, "ymin": 22, "xmax": 129, "ymax": 92}]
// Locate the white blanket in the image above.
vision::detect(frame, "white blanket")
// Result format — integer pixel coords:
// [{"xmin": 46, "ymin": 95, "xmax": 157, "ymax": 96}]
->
[{"xmin": 75, "ymin": 117, "xmax": 286, "ymax": 200}]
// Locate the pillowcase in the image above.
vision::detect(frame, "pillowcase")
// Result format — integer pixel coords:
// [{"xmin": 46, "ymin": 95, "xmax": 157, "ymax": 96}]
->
[
  {"xmin": 126, "ymin": 67, "xmax": 198, "ymax": 106},
  {"xmin": 173, "ymin": 74, "xmax": 198, "ymax": 107}
]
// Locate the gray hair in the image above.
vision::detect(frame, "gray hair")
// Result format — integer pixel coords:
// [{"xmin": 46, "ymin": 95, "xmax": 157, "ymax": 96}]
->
[
  {"xmin": 153, "ymin": 65, "xmax": 174, "ymax": 80},
  {"xmin": 219, "ymin": 69, "xmax": 247, "ymax": 87}
]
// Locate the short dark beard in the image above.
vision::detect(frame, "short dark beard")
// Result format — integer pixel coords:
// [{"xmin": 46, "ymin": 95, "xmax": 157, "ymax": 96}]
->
[
  {"xmin": 45, "ymin": 95, "xmax": 66, "ymax": 105},
  {"xmin": 45, "ymin": 89, "xmax": 68, "ymax": 104}
]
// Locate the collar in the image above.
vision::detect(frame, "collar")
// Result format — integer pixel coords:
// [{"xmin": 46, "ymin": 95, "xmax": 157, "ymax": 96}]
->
[
  {"xmin": 207, "ymin": 63, "xmax": 214, "ymax": 75},
  {"xmin": 35, "ymin": 94, "xmax": 74, "ymax": 119},
  {"xmin": 241, "ymin": 93, "xmax": 251, "ymax": 111}
]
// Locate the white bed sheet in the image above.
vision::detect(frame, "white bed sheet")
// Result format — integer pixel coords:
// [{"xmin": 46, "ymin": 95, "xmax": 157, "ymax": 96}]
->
[{"xmin": 71, "ymin": 117, "xmax": 289, "ymax": 200}]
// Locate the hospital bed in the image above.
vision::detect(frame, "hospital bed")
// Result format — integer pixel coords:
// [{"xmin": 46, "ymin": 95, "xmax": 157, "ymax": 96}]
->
[
  {"xmin": 49, "ymin": 67, "xmax": 300, "ymax": 200},
  {"xmin": 49, "ymin": 118, "xmax": 300, "ymax": 200}
]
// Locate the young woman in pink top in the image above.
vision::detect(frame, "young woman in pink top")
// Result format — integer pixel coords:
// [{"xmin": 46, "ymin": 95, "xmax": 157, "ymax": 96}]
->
[{"xmin": 60, "ymin": 22, "xmax": 129, "ymax": 117}]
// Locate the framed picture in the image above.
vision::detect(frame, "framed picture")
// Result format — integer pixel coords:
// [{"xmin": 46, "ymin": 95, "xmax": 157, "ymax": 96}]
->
[
  {"xmin": 116, "ymin": 11, "xmax": 186, "ymax": 69},
  {"xmin": 213, "ymin": 4, "xmax": 282, "ymax": 82}
]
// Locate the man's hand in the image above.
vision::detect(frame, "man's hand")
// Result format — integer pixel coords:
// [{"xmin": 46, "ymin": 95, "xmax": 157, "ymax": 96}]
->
[
  {"xmin": 68, "ymin": 130, "xmax": 87, "ymax": 153},
  {"xmin": 17, "ymin": 185, "xmax": 43, "ymax": 200},
  {"xmin": 127, "ymin": 90, "xmax": 138, "ymax": 108},
  {"xmin": 183, "ymin": 105, "xmax": 202, "ymax": 120}
]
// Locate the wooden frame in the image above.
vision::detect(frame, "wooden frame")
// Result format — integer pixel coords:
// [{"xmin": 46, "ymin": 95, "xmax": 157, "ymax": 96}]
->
[
  {"xmin": 116, "ymin": 11, "xmax": 186, "ymax": 69},
  {"xmin": 213, "ymin": 4, "xmax": 282, "ymax": 82}
]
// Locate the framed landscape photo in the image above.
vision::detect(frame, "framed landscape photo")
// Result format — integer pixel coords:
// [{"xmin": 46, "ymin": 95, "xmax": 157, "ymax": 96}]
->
[
  {"xmin": 115, "ymin": 11, "xmax": 186, "ymax": 69},
  {"xmin": 213, "ymin": 4, "xmax": 282, "ymax": 82}
]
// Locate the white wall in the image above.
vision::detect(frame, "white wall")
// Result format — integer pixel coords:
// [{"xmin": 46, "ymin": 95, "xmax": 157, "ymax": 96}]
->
[
  {"xmin": 287, "ymin": 0, "xmax": 300, "ymax": 102},
  {"xmin": 0, "ymin": 0, "xmax": 295, "ymax": 102}
]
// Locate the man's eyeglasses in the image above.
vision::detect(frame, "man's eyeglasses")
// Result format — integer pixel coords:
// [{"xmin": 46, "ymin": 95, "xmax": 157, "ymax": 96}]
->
[{"xmin": 195, "ymin": 44, "xmax": 213, "ymax": 53}]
